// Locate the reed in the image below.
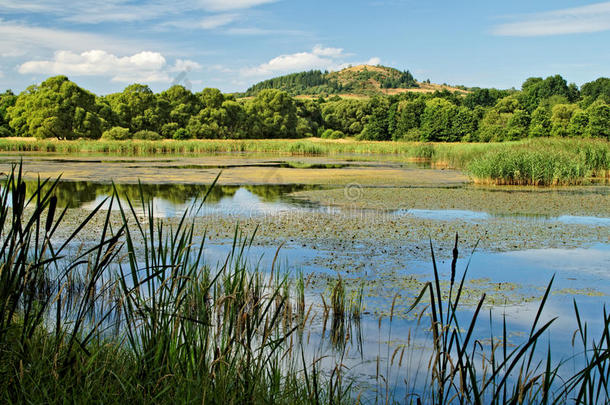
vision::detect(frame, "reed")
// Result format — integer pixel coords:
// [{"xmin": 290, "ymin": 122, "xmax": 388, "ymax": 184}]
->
[
  {"xmin": 0, "ymin": 164, "xmax": 326, "ymax": 403},
  {"xmin": 1, "ymin": 163, "xmax": 610, "ymax": 403}
]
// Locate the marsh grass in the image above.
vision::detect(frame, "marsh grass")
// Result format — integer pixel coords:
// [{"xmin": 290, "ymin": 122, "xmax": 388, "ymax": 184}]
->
[
  {"xmin": 1, "ymin": 163, "xmax": 610, "ymax": 403},
  {"xmin": 0, "ymin": 165, "xmax": 326, "ymax": 403},
  {"xmin": 2, "ymin": 137, "xmax": 607, "ymax": 185},
  {"xmin": 466, "ymin": 139, "xmax": 609, "ymax": 186}
]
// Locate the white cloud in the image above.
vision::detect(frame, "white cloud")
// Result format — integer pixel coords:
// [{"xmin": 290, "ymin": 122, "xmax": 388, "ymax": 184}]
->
[
  {"xmin": 200, "ymin": 13, "xmax": 239, "ymax": 29},
  {"xmin": 0, "ymin": 0, "xmax": 277, "ymax": 24},
  {"xmin": 199, "ymin": 0, "xmax": 277, "ymax": 12},
  {"xmin": 494, "ymin": 2, "xmax": 610, "ymax": 37},
  {"xmin": 18, "ymin": 50, "xmax": 201, "ymax": 83},
  {"xmin": 241, "ymin": 45, "xmax": 380, "ymax": 77},
  {"xmin": 224, "ymin": 27, "xmax": 305, "ymax": 36},
  {"xmin": 171, "ymin": 59, "xmax": 203, "ymax": 72},
  {"xmin": 312, "ymin": 44, "xmax": 344, "ymax": 58},
  {"xmin": 0, "ymin": 20, "xmax": 149, "ymax": 56}
]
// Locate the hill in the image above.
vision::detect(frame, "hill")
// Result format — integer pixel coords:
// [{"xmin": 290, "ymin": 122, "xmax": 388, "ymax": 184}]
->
[{"xmin": 244, "ymin": 65, "xmax": 468, "ymax": 97}]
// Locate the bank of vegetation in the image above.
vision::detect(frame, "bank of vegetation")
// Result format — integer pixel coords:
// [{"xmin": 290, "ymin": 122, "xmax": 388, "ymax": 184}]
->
[
  {"xmin": 1, "ymin": 166, "xmax": 610, "ymax": 404},
  {"xmin": 0, "ymin": 69, "xmax": 609, "ymax": 144}
]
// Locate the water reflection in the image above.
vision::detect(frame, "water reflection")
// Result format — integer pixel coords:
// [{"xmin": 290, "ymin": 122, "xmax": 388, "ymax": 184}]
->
[
  {"xmin": 396, "ymin": 207, "xmax": 610, "ymax": 226},
  {"xmin": 22, "ymin": 180, "xmax": 322, "ymax": 218}
]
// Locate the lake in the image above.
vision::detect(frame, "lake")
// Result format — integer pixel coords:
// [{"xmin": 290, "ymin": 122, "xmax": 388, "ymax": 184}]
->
[{"xmin": 2, "ymin": 152, "xmax": 609, "ymax": 401}]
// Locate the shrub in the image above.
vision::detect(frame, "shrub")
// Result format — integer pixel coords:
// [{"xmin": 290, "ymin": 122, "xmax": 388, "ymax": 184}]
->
[
  {"xmin": 161, "ymin": 122, "xmax": 180, "ymax": 138},
  {"xmin": 320, "ymin": 129, "xmax": 334, "ymax": 139},
  {"xmin": 172, "ymin": 128, "xmax": 192, "ymax": 140},
  {"xmin": 0, "ymin": 127, "xmax": 13, "ymax": 138},
  {"xmin": 133, "ymin": 130, "xmax": 163, "ymax": 140},
  {"xmin": 330, "ymin": 130, "xmax": 344, "ymax": 139},
  {"xmin": 101, "ymin": 126, "xmax": 131, "ymax": 140}
]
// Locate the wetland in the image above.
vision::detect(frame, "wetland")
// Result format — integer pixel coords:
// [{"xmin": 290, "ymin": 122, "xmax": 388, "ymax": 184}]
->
[{"xmin": 2, "ymin": 150, "xmax": 609, "ymax": 402}]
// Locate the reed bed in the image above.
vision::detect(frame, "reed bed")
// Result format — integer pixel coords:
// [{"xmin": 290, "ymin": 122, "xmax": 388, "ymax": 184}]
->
[
  {"xmin": 1, "ymin": 164, "xmax": 609, "ymax": 403},
  {"xmin": 1, "ymin": 137, "xmax": 608, "ymax": 185},
  {"xmin": 467, "ymin": 139, "xmax": 610, "ymax": 186}
]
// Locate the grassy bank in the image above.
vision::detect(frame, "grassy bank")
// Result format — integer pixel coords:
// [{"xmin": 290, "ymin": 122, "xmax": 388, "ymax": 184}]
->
[
  {"xmin": 1, "ymin": 137, "xmax": 608, "ymax": 185},
  {"xmin": 0, "ymin": 137, "xmax": 443, "ymax": 158}
]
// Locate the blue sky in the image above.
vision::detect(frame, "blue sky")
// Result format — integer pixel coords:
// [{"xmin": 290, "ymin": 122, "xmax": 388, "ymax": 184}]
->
[{"xmin": 1, "ymin": 0, "xmax": 609, "ymax": 94}]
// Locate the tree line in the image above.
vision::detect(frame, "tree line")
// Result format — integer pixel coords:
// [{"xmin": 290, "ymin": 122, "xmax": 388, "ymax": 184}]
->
[{"xmin": 0, "ymin": 74, "xmax": 609, "ymax": 142}]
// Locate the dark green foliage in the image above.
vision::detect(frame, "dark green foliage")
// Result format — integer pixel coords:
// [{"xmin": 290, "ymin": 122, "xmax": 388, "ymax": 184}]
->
[
  {"xmin": 420, "ymin": 98, "xmax": 460, "ymax": 142},
  {"xmin": 102, "ymin": 126, "xmax": 131, "ymax": 140},
  {"xmin": 133, "ymin": 130, "xmax": 162, "ymax": 140},
  {"xmin": 393, "ymin": 98, "xmax": 426, "ymax": 140},
  {"xmin": 104, "ymin": 84, "xmax": 165, "ymax": 134},
  {"xmin": 321, "ymin": 99, "xmax": 370, "ymax": 136},
  {"xmin": 585, "ymin": 100, "xmax": 610, "ymax": 139},
  {"xmin": 7, "ymin": 76, "xmax": 102, "ymax": 139},
  {"xmin": 0, "ymin": 90, "xmax": 16, "ymax": 137},
  {"xmin": 581, "ymin": 77, "xmax": 610, "ymax": 105},
  {"xmin": 245, "ymin": 70, "xmax": 342, "ymax": 96},
  {"xmin": 519, "ymin": 75, "xmax": 578, "ymax": 112},
  {"xmin": 245, "ymin": 89, "xmax": 298, "ymax": 138},
  {"xmin": 380, "ymin": 70, "xmax": 417, "ymax": 89},
  {"xmin": 359, "ymin": 97, "xmax": 390, "ymax": 140},
  {"xmin": 529, "ymin": 107, "xmax": 551, "ymax": 137},
  {"xmin": 463, "ymin": 87, "xmax": 511, "ymax": 109},
  {"xmin": 295, "ymin": 99, "xmax": 323, "ymax": 137},
  {"xmin": 172, "ymin": 127, "xmax": 191, "ymax": 140},
  {"xmin": 3, "ymin": 71, "xmax": 610, "ymax": 142}
]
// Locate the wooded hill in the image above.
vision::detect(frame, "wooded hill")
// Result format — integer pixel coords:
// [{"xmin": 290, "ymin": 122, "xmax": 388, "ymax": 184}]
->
[{"xmin": 245, "ymin": 65, "xmax": 426, "ymax": 96}]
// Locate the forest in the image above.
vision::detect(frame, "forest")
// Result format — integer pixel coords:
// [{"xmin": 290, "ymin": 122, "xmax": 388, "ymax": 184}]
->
[{"xmin": 0, "ymin": 72, "xmax": 609, "ymax": 142}]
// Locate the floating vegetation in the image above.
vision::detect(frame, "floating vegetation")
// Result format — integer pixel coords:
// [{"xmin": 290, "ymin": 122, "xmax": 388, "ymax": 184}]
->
[{"xmin": 1, "ymin": 163, "xmax": 610, "ymax": 404}]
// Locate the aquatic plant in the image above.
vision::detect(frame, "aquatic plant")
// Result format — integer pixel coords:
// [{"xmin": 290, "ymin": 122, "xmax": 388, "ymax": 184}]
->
[{"xmin": 1, "ymin": 163, "xmax": 609, "ymax": 403}]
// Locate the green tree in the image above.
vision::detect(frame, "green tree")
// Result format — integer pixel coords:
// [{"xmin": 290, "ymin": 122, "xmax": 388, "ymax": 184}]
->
[
  {"xmin": 245, "ymin": 89, "xmax": 298, "ymax": 138},
  {"xmin": 321, "ymin": 99, "xmax": 370, "ymax": 136},
  {"xmin": 529, "ymin": 107, "xmax": 551, "ymax": 137},
  {"xmin": 0, "ymin": 90, "xmax": 17, "ymax": 137},
  {"xmin": 104, "ymin": 84, "xmax": 165, "ymax": 133},
  {"xmin": 580, "ymin": 78, "xmax": 610, "ymax": 106},
  {"xmin": 158, "ymin": 85, "xmax": 202, "ymax": 136},
  {"xmin": 360, "ymin": 97, "xmax": 390, "ymax": 140},
  {"xmin": 7, "ymin": 76, "xmax": 102, "ymax": 139},
  {"xmin": 393, "ymin": 98, "xmax": 425, "ymax": 140},
  {"xmin": 585, "ymin": 101, "xmax": 610, "ymax": 139},
  {"xmin": 295, "ymin": 99, "xmax": 323, "ymax": 137},
  {"xmin": 519, "ymin": 75, "xmax": 575, "ymax": 112},
  {"xmin": 420, "ymin": 98, "xmax": 459, "ymax": 142},
  {"xmin": 463, "ymin": 88, "xmax": 511, "ymax": 109},
  {"xmin": 477, "ymin": 96, "xmax": 521, "ymax": 142},
  {"xmin": 550, "ymin": 104, "xmax": 578, "ymax": 137},
  {"xmin": 187, "ymin": 99, "xmax": 247, "ymax": 139},
  {"xmin": 453, "ymin": 106, "xmax": 479, "ymax": 141},
  {"xmin": 506, "ymin": 109, "xmax": 530, "ymax": 140},
  {"xmin": 567, "ymin": 109, "xmax": 588, "ymax": 138}
]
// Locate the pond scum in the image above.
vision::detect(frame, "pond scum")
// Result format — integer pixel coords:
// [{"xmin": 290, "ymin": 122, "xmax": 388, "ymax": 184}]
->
[
  {"xmin": 1, "ymin": 138, "xmax": 608, "ymax": 186},
  {"xmin": 0, "ymin": 164, "xmax": 609, "ymax": 404}
]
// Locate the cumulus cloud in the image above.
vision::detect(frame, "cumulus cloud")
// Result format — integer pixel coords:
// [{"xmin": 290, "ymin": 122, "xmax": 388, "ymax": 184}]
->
[
  {"xmin": 18, "ymin": 50, "xmax": 201, "ymax": 83},
  {"xmin": 493, "ymin": 2, "xmax": 610, "ymax": 37},
  {"xmin": 241, "ymin": 45, "xmax": 381, "ymax": 77}
]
